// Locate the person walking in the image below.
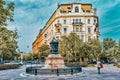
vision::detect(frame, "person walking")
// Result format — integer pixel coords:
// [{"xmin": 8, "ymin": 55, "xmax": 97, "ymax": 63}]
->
[{"xmin": 97, "ymin": 61, "xmax": 104, "ymax": 74}]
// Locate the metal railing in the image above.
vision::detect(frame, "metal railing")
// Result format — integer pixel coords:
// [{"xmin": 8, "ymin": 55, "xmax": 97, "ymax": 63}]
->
[{"xmin": 26, "ymin": 66, "xmax": 82, "ymax": 76}]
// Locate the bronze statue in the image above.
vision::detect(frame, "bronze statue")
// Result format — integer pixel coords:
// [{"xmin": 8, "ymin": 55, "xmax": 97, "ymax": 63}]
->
[{"xmin": 50, "ymin": 37, "xmax": 58, "ymax": 54}]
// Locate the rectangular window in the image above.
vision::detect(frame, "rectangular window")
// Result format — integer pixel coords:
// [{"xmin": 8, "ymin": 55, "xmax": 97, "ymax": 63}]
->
[
  {"xmin": 75, "ymin": 7, "xmax": 79, "ymax": 13},
  {"xmin": 86, "ymin": 10, "xmax": 90, "ymax": 13},
  {"xmin": 68, "ymin": 10, "xmax": 71, "ymax": 13},
  {"xmin": 97, "ymin": 36, "xmax": 99, "ymax": 40},
  {"xmin": 94, "ymin": 20, "xmax": 96, "ymax": 25},
  {"xmin": 73, "ymin": 19, "xmax": 81, "ymax": 24},
  {"xmin": 88, "ymin": 28, "xmax": 91, "ymax": 33},
  {"xmin": 76, "ymin": 19, "xmax": 78, "ymax": 24},
  {"xmin": 94, "ymin": 20, "xmax": 96, "ymax": 23},
  {"xmin": 64, "ymin": 28, "xmax": 67, "ymax": 33},
  {"xmin": 88, "ymin": 19, "xmax": 90, "ymax": 24},
  {"xmin": 79, "ymin": 19, "xmax": 81, "ymax": 23},
  {"xmin": 58, "ymin": 20, "xmax": 60, "ymax": 23},
  {"xmin": 73, "ymin": 19, "xmax": 75, "ymax": 24},
  {"xmin": 81, "ymin": 35, "xmax": 84, "ymax": 41},
  {"xmin": 63, "ymin": 11, "xmax": 66, "ymax": 13},
  {"xmin": 64, "ymin": 20, "xmax": 66, "ymax": 24},
  {"xmin": 60, "ymin": 10, "xmax": 62, "ymax": 13},
  {"xmin": 76, "ymin": 28, "xmax": 79, "ymax": 32},
  {"xmin": 58, "ymin": 29, "xmax": 60, "ymax": 32},
  {"xmin": 88, "ymin": 36, "xmax": 91, "ymax": 41}
]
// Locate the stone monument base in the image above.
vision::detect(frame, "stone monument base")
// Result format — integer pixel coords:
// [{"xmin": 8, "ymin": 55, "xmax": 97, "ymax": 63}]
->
[{"xmin": 44, "ymin": 54, "xmax": 64, "ymax": 68}]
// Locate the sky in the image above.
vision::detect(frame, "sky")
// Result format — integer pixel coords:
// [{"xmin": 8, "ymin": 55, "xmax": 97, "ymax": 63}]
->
[{"xmin": 6, "ymin": 0, "xmax": 120, "ymax": 53}]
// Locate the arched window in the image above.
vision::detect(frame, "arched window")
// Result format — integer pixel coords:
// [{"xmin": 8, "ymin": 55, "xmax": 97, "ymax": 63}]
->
[{"xmin": 75, "ymin": 6, "xmax": 79, "ymax": 13}]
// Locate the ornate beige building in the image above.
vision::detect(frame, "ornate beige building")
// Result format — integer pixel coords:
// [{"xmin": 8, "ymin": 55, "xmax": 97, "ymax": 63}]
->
[{"xmin": 32, "ymin": 2, "xmax": 100, "ymax": 53}]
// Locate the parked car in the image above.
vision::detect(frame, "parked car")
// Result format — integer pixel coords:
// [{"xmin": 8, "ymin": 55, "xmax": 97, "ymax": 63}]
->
[{"xmin": 87, "ymin": 60, "xmax": 96, "ymax": 64}]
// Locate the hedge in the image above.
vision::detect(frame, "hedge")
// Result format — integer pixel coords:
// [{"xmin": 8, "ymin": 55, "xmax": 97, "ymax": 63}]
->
[{"xmin": 0, "ymin": 64, "xmax": 20, "ymax": 70}]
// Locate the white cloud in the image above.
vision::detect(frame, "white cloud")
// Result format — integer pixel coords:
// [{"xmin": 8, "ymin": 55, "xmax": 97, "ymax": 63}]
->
[{"xmin": 100, "ymin": 24, "xmax": 120, "ymax": 34}]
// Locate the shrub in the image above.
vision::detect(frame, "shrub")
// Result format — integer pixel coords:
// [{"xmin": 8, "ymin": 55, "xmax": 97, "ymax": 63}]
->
[
  {"xmin": 116, "ymin": 64, "xmax": 120, "ymax": 68},
  {"xmin": 113, "ymin": 63, "xmax": 120, "ymax": 68},
  {"xmin": 87, "ymin": 64, "xmax": 95, "ymax": 67},
  {"xmin": 65, "ymin": 62, "xmax": 87, "ymax": 67},
  {"xmin": 113, "ymin": 63, "xmax": 118, "ymax": 66}
]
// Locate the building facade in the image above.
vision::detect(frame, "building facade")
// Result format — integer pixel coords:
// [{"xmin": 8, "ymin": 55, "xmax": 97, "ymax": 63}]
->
[{"xmin": 32, "ymin": 2, "xmax": 100, "ymax": 53}]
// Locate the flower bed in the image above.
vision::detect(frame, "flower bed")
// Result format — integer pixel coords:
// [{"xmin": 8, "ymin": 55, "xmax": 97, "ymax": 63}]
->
[{"xmin": 0, "ymin": 64, "xmax": 20, "ymax": 70}]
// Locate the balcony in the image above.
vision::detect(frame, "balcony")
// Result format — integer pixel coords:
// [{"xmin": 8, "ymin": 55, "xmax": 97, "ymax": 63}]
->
[
  {"xmin": 72, "ymin": 31, "xmax": 85, "ymax": 34},
  {"xmin": 55, "ymin": 23, "xmax": 62, "ymax": 27},
  {"xmin": 93, "ymin": 23, "xmax": 99, "ymax": 27},
  {"xmin": 55, "ymin": 32, "xmax": 61, "ymax": 36},
  {"xmin": 72, "ymin": 22, "xmax": 83, "ymax": 26},
  {"xmin": 95, "ymin": 31, "xmax": 100, "ymax": 35}
]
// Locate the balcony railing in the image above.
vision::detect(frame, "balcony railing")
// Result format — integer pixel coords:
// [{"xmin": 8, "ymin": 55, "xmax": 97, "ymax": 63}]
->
[
  {"xmin": 95, "ymin": 31, "xmax": 100, "ymax": 35},
  {"xmin": 93, "ymin": 23, "xmax": 98, "ymax": 27},
  {"xmin": 55, "ymin": 23, "xmax": 62, "ymax": 27},
  {"xmin": 72, "ymin": 31, "xmax": 85, "ymax": 34},
  {"xmin": 55, "ymin": 32, "xmax": 61, "ymax": 37},
  {"xmin": 72, "ymin": 22, "xmax": 83, "ymax": 26}
]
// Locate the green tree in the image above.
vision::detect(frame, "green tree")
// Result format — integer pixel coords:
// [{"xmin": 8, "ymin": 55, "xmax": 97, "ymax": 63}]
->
[
  {"xmin": 88, "ymin": 39, "xmax": 101, "ymax": 61},
  {"xmin": 102, "ymin": 38, "xmax": 120, "ymax": 62},
  {"xmin": 0, "ymin": 0, "xmax": 14, "ymax": 27},
  {"xmin": 39, "ymin": 44, "xmax": 50, "ymax": 61},
  {"xmin": 80, "ymin": 42, "xmax": 92, "ymax": 61},
  {"xmin": 59, "ymin": 33, "xmax": 82, "ymax": 62},
  {"xmin": 103, "ymin": 38, "xmax": 116, "ymax": 50},
  {"xmin": 0, "ymin": 27, "xmax": 18, "ymax": 60},
  {"xmin": 105, "ymin": 43, "xmax": 120, "ymax": 62},
  {"xmin": 118, "ymin": 40, "xmax": 120, "ymax": 51},
  {"xmin": 25, "ymin": 53, "xmax": 33, "ymax": 61}
]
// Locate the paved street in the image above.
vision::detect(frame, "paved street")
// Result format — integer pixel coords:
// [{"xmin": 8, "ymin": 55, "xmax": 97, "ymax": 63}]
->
[{"xmin": 0, "ymin": 64, "xmax": 120, "ymax": 80}]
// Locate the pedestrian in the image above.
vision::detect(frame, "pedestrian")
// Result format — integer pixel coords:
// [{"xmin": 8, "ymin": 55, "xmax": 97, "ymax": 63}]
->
[
  {"xmin": 97, "ymin": 61, "xmax": 101, "ymax": 74},
  {"xmin": 97, "ymin": 61, "xmax": 104, "ymax": 74}
]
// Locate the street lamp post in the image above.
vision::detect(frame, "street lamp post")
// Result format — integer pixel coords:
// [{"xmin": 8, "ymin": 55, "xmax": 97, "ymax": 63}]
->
[{"xmin": 20, "ymin": 52, "xmax": 23, "ymax": 64}]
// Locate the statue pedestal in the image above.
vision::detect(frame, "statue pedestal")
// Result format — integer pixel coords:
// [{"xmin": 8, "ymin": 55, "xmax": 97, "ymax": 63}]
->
[{"xmin": 44, "ymin": 54, "xmax": 65, "ymax": 68}]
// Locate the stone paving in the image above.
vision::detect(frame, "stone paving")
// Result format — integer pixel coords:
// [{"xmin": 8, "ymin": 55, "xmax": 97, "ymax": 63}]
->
[{"xmin": 0, "ymin": 64, "xmax": 120, "ymax": 80}]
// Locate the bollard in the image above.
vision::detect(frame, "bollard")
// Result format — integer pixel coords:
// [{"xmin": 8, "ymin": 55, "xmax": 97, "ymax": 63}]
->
[
  {"xmin": 57, "ymin": 68, "xmax": 59, "ymax": 76},
  {"xmin": 35, "ymin": 69, "xmax": 37, "ymax": 75},
  {"xmin": 71, "ymin": 68, "xmax": 73, "ymax": 75},
  {"xmin": 98, "ymin": 67, "xmax": 100, "ymax": 74}
]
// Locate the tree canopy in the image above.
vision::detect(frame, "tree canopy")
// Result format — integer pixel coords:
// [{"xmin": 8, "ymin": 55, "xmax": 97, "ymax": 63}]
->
[
  {"xmin": 59, "ymin": 33, "xmax": 82, "ymax": 62},
  {"xmin": 0, "ymin": 0, "xmax": 18, "ymax": 60},
  {"xmin": 0, "ymin": 27, "xmax": 18, "ymax": 60},
  {"xmin": 0, "ymin": 0, "xmax": 14, "ymax": 27}
]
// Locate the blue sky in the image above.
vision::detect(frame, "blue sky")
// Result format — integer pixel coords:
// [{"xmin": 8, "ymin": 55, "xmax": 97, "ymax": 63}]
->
[{"xmin": 6, "ymin": 0, "xmax": 120, "ymax": 53}]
